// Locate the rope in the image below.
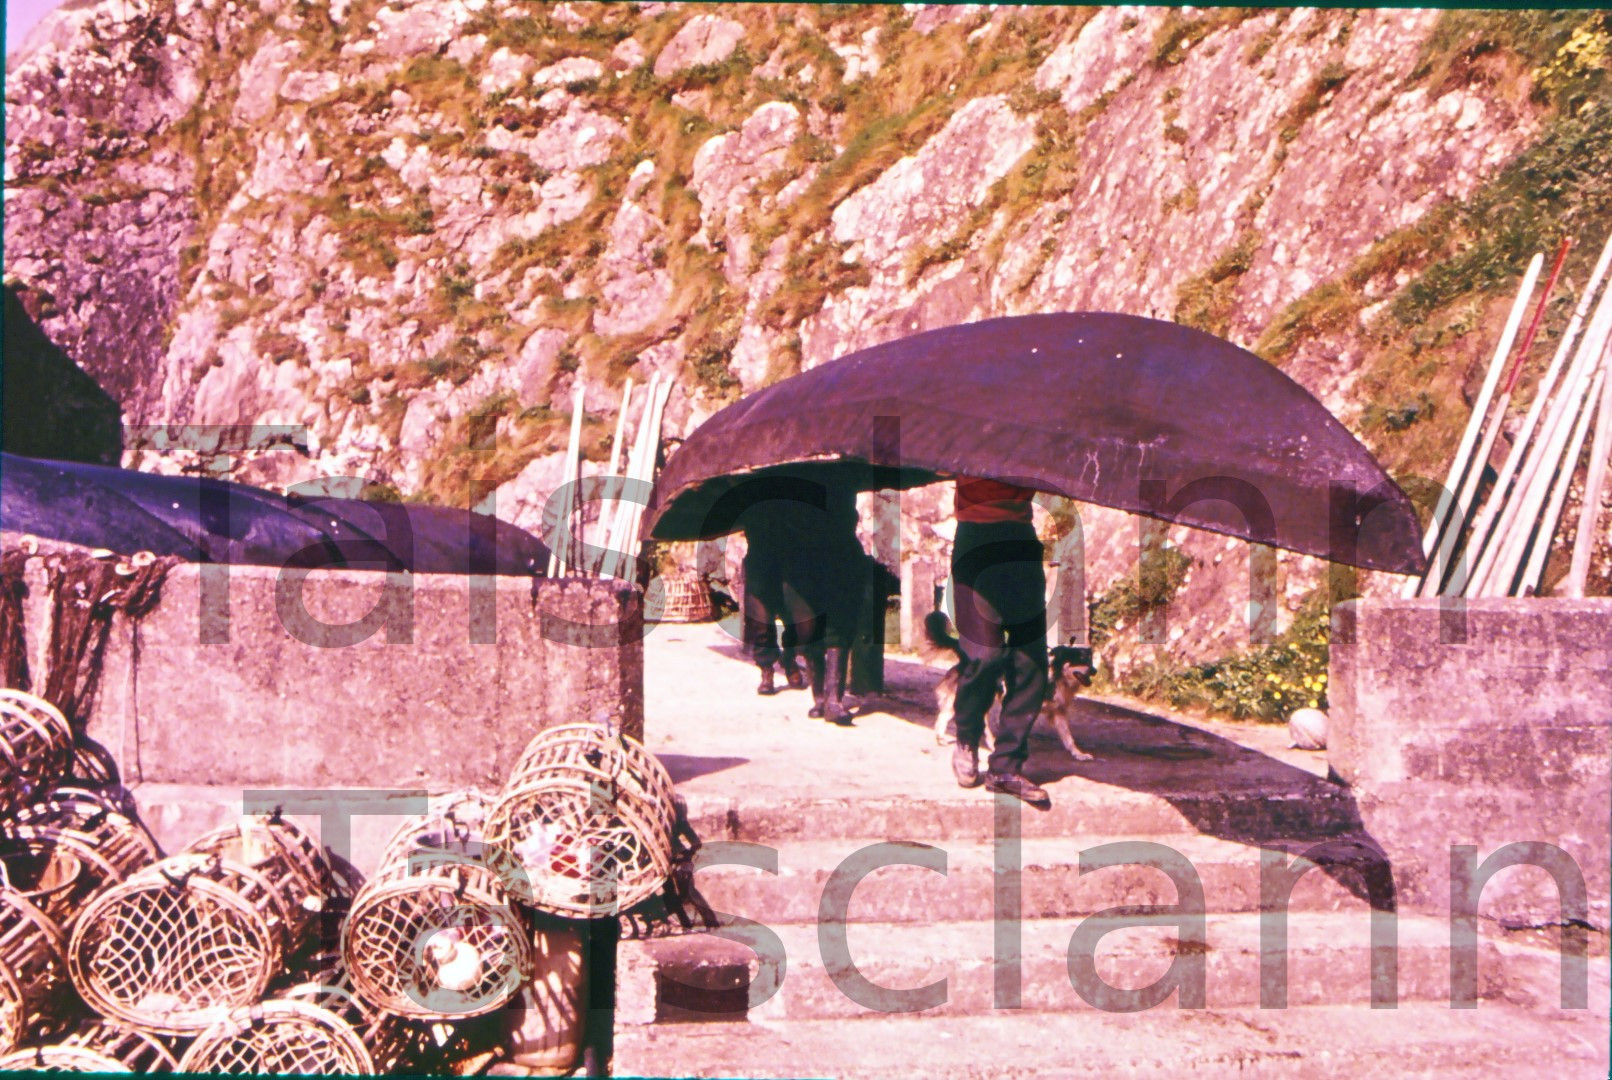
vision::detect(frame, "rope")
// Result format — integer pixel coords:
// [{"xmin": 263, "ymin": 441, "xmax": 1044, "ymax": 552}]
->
[{"xmin": 36, "ymin": 550, "xmax": 178, "ymax": 729}]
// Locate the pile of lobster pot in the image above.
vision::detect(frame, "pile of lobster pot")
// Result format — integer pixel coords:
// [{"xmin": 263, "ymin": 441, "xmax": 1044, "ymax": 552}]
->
[{"xmin": 0, "ymin": 689, "xmax": 679, "ymax": 1076}]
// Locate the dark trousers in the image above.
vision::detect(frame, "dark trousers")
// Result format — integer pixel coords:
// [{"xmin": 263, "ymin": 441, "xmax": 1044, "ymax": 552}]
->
[
  {"xmin": 742, "ymin": 582, "xmax": 802, "ymax": 667},
  {"xmin": 951, "ymin": 521, "xmax": 1048, "ymax": 775}
]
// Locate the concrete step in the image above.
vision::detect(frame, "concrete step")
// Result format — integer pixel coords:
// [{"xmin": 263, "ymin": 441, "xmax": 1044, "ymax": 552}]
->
[
  {"xmin": 612, "ymin": 1001, "xmax": 1610, "ymax": 1079},
  {"xmin": 686, "ymin": 833, "xmax": 1388, "ymax": 926},
  {"xmin": 619, "ymin": 911, "xmax": 1608, "ymax": 1023},
  {"xmin": 679, "ymin": 778, "xmax": 1363, "ymax": 847}
]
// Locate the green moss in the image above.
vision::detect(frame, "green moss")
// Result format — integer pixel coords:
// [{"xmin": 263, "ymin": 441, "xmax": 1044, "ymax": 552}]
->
[
  {"xmin": 1089, "ymin": 546, "xmax": 1193, "ymax": 650},
  {"xmin": 1152, "ymin": 8, "xmax": 1257, "ymax": 69},
  {"xmin": 1277, "ymin": 62, "xmax": 1350, "ymax": 144},
  {"xmin": 1173, "ymin": 231, "xmax": 1262, "ymax": 337}
]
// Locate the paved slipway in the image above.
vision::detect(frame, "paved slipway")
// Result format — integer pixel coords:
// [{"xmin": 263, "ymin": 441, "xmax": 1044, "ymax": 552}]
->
[{"xmin": 615, "ymin": 620, "xmax": 1610, "ymax": 1079}]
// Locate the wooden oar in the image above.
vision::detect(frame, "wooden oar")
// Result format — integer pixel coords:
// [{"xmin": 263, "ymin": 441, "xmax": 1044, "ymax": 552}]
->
[
  {"xmin": 1565, "ymin": 340, "xmax": 1612, "ymax": 597},
  {"xmin": 547, "ymin": 381, "xmax": 586, "ymax": 577},
  {"xmin": 1453, "ymin": 232, "xmax": 1612, "ymax": 595},
  {"xmin": 1407, "ymin": 252, "xmax": 1543, "ymax": 596},
  {"xmin": 1426, "ymin": 241, "xmax": 1569, "ymax": 594},
  {"xmin": 603, "ymin": 371, "xmax": 661, "ymax": 579},
  {"xmin": 1521, "ymin": 364, "xmax": 1605, "ymax": 595},
  {"xmin": 1475, "ymin": 283, "xmax": 1612, "ymax": 595},
  {"xmin": 591, "ymin": 377, "xmax": 634, "ymax": 574}
]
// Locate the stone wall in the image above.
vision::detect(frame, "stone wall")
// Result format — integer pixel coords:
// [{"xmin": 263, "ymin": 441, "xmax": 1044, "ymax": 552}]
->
[
  {"xmin": 1329, "ymin": 598, "xmax": 1612, "ymax": 931},
  {"xmin": 14, "ymin": 556, "xmax": 644, "ymax": 861},
  {"xmin": 78, "ymin": 565, "xmax": 644, "ymax": 788}
]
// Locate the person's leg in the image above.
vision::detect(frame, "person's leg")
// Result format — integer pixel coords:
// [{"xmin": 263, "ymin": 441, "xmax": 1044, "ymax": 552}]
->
[
  {"xmin": 781, "ymin": 583, "xmax": 829, "ymax": 718},
  {"xmin": 815, "ymin": 565, "xmax": 863, "ymax": 726},
  {"xmin": 959, "ymin": 522, "xmax": 1051, "ymax": 806},
  {"xmin": 984, "ymin": 561, "xmax": 1049, "ymax": 776},
  {"xmin": 779, "ymin": 621, "xmax": 807, "ymax": 689},
  {"xmin": 950, "ymin": 580, "xmax": 1007, "ymax": 745},
  {"xmin": 743, "ymin": 581, "xmax": 784, "ymax": 695}
]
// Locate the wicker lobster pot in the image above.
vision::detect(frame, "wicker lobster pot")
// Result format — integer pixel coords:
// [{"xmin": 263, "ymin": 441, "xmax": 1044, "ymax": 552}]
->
[
  {"xmin": 177, "ymin": 998, "xmax": 374, "ymax": 1075},
  {"xmin": 0, "ymin": 692, "xmax": 74, "ymax": 815},
  {"xmin": 376, "ymin": 789, "xmax": 495, "ymax": 868},
  {"xmin": 184, "ymin": 812, "xmax": 334, "ymax": 952},
  {"xmin": 485, "ymin": 725, "xmax": 676, "ymax": 917},
  {"xmin": 0, "ymin": 851, "xmax": 85, "ymax": 931},
  {"xmin": 343, "ymin": 825, "xmax": 534, "ymax": 1021},
  {"xmin": 284, "ymin": 976, "xmax": 444, "ymax": 1074},
  {"xmin": 67, "ymin": 853, "xmax": 290, "ymax": 1035},
  {"xmin": 1, "ymin": 787, "xmax": 160, "ymax": 929},
  {"xmin": 0, "ymin": 890, "xmax": 69, "ymax": 1056},
  {"xmin": 284, "ymin": 968, "xmax": 445, "ymax": 1074},
  {"xmin": 0, "ymin": 1019, "xmax": 178, "ymax": 1072},
  {"xmin": 652, "ymin": 569, "xmax": 714, "ymax": 623}
]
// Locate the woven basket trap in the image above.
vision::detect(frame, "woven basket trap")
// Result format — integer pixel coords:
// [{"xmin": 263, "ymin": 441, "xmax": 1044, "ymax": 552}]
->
[
  {"xmin": 0, "ymin": 890, "xmax": 69, "ymax": 1056},
  {"xmin": 654, "ymin": 569, "xmax": 714, "ymax": 623},
  {"xmin": 487, "ymin": 725, "xmax": 675, "ymax": 916},
  {"xmin": 185, "ymin": 813, "xmax": 334, "ymax": 952},
  {"xmin": 0, "ymin": 692, "xmax": 73, "ymax": 815},
  {"xmin": 177, "ymin": 997, "xmax": 374, "ymax": 1075},
  {"xmin": 67, "ymin": 853, "xmax": 285, "ymax": 1034},
  {"xmin": 2, "ymin": 787, "xmax": 160, "ymax": 928},
  {"xmin": 343, "ymin": 841, "xmax": 533, "ymax": 1020},
  {"xmin": 284, "ymin": 957, "xmax": 451, "ymax": 1073},
  {"xmin": 0, "ymin": 1019, "xmax": 178, "ymax": 1073},
  {"xmin": 377, "ymin": 789, "xmax": 495, "ymax": 868}
]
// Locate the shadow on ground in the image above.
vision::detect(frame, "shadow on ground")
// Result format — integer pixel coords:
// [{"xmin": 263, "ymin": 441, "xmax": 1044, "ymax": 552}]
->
[
  {"xmin": 867, "ymin": 652, "xmax": 1398, "ymax": 912},
  {"xmin": 658, "ymin": 753, "xmax": 750, "ymax": 785}
]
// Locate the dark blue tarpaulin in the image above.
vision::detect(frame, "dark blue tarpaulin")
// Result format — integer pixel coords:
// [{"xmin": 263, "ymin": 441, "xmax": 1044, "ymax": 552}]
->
[{"xmin": 1, "ymin": 453, "xmax": 548, "ymax": 576}]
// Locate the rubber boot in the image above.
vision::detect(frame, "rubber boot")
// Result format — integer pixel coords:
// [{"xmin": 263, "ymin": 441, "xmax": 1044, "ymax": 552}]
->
[
  {"xmin": 805, "ymin": 649, "xmax": 826, "ymax": 718},
  {"xmin": 782, "ymin": 654, "xmax": 807, "ymax": 690},
  {"xmin": 756, "ymin": 664, "xmax": 779, "ymax": 696},
  {"xmin": 822, "ymin": 647, "xmax": 853, "ymax": 726}
]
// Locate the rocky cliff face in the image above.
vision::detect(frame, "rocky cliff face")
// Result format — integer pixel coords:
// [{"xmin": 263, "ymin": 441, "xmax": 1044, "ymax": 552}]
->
[{"xmin": 6, "ymin": 2, "xmax": 1609, "ymax": 700}]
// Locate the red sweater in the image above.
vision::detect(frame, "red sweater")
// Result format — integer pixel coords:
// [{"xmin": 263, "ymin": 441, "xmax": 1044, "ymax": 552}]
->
[{"xmin": 954, "ymin": 478, "xmax": 1036, "ymax": 524}]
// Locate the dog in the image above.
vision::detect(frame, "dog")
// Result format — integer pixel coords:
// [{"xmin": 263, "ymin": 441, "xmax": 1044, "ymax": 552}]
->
[{"xmin": 921, "ymin": 611, "xmax": 1095, "ymax": 762}]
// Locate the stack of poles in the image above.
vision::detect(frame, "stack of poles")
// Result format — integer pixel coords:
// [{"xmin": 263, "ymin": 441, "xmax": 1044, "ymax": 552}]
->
[
  {"xmin": 589, "ymin": 377, "xmax": 636, "ymax": 575},
  {"xmin": 547, "ymin": 382, "xmax": 587, "ymax": 578},
  {"xmin": 1411, "ymin": 230, "xmax": 1612, "ymax": 598},
  {"xmin": 1406, "ymin": 250, "xmax": 1547, "ymax": 597},
  {"xmin": 599, "ymin": 372, "xmax": 672, "ymax": 581},
  {"xmin": 541, "ymin": 371, "xmax": 673, "ymax": 579}
]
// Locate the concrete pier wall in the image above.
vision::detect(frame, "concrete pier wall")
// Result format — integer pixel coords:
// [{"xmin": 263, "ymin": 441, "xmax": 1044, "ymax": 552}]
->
[
  {"xmin": 14, "ymin": 555, "xmax": 644, "ymax": 866},
  {"xmin": 1329, "ymin": 598, "xmax": 1612, "ymax": 931}
]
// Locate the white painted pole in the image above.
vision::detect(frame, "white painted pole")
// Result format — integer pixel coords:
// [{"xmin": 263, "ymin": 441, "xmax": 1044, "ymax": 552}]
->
[
  {"xmin": 1476, "ymin": 290, "xmax": 1612, "ymax": 595},
  {"xmin": 1521, "ymin": 365, "xmax": 1605, "ymax": 595},
  {"xmin": 548, "ymin": 381, "xmax": 586, "ymax": 578},
  {"xmin": 1425, "ymin": 249, "xmax": 1562, "ymax": 594},
  {"xmin": 1406, "ymin": 253, "xmax": 1544, "ymax": 596},
  {"xmin": 591, "ymin": 378, "xmax": 634, "ymax": 574},
  {"xmin": 1566, "ymin": 343, "xmax": 1612, "ymax": 597},
  {"xmin": 602, "ymin": 372, "xmax": 660, "ymax": 579},
  {"xmin": 620, "ymin": 377, "xmax": 672, "ymax": 568},
  {"xmin": 1455, "ymin": 232, "xmax": 1612, "ymax": 595}
]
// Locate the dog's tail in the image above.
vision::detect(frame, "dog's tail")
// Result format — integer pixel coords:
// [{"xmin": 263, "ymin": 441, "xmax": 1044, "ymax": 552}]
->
[{"xmin": 921, "ymin": 611, "xmax": 965, "ymax": 663}]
